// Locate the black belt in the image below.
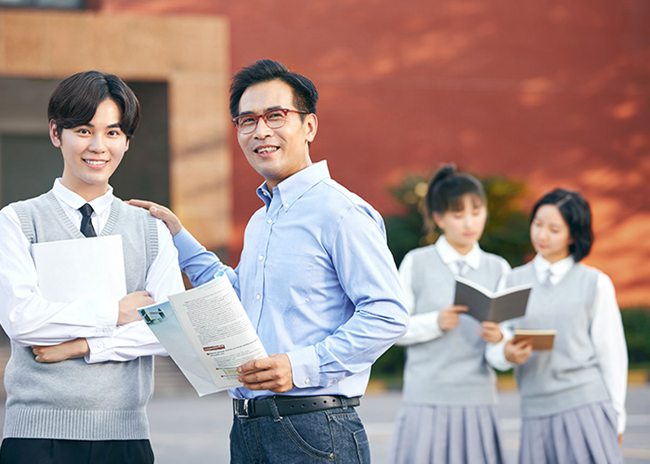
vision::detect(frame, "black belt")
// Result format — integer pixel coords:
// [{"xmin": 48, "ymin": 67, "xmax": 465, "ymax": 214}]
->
[{"xmin": 233, "ymin": 395, "xmax": 360, "ymax": 418}]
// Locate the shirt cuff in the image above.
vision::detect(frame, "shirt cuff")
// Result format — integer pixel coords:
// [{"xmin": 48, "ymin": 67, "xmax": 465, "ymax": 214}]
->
[
  {"xmin": 85, "ymin": 336, "xmax": 114, "ymax": 363},
  {"xmin": 617, "ymin": 410, "xmax": 626, "ymax": 434},
  {"xmin": 485, "ymin": 327, "xmax": 515, "ymax": 371},
  {"xmin": 286, "ymin": 345, "xmax": 320, "ymax": 388},
  {"xmin": 94, "ymin": 301, "xmax": 119, "ymax": 336}
]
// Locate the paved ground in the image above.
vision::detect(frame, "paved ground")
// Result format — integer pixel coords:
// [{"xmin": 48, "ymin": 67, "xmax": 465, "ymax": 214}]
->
[
  {"xmin": 141, "ymin": 384, "xmax": 650, "ymax": 463},
  {"xmin": 0, "ymin": 351, "xmax": 647, "ymax": 462}
]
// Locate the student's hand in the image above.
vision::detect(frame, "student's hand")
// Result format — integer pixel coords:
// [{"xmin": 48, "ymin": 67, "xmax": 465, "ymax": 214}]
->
[
  {"xmin": 118, "ymin": 291, "xmax": 153, "ymax": 325},
  {"xmin": 437, "ymin": 305, "xmax": 468, "ymax": 332},
  {"xmin": 32, "ymin": 338, "xmax": 89, "ymax": 363},
  {"xmin": 128, "ymin": 199, "xmax": 183, "ymax": 236},
  {"xmin": 618, "ymin": 433, "xmax": 623, "ymax": 446},
  {"xmin": 237, "ymin": 354, "xmax": 294, "ymax": 393},
  {"xmin": 480, "ymin": 321, "xmax": 504, "ymax": 343},
  {"xmin": 504, "ymin": 338, "xmax": 533, "ymax": 365}
]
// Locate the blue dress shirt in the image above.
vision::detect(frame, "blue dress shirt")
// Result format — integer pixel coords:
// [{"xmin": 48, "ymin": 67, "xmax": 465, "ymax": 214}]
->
[{"xmin": 174, "ymin": 161, "xmax": 408, "ymax": 399}]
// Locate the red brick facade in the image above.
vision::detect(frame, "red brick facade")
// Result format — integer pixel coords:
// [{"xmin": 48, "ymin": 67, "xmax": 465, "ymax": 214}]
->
[{"xmin": 99, "ymin": 0, "xmax": 649, "ymax": 306}]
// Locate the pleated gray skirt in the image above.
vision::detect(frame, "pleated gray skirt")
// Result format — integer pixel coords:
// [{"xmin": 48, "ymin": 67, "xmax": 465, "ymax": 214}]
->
[
  {"xmin": 518, "ymin": 401, "xmax": 622, "ymax": 464},
  {"xmin": 389, "ymin": 404, "xmax": 504, "ymax": 464}
]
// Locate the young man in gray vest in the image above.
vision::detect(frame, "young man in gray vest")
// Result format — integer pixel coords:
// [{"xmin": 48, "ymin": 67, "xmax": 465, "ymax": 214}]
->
[{"xmin": 0, "ymin": 71, "xmax": 184, "ymax": 464}]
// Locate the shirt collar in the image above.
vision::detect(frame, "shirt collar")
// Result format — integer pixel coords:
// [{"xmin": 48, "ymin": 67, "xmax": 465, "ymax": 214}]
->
[
  {"xmin": 435, "ymin": 235, "xmax": 481, "ymax": 270},
  {"xmin": 533, "ymin": 253, "xmax": 574, "ymax": 279},
  {"xmin": 52, "ymin": 178, "xmax": 114, "ymax": 215},
  {"xmin": 256, "ymin": 161, "xmax": 331, "ymax": 210}
]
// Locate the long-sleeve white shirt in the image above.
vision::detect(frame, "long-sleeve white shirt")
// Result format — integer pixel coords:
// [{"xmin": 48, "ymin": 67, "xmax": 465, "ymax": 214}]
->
[
  {"xmin": 485, "ymin": 254, "xmax": 628, "ymax": 433},
  {"xmin": 396, "ymin": 235, "xmax": 510, "ymax": 346},
  {"xmin": 0, "ymin": 179, "xmax": 185, "ymax": 362}
]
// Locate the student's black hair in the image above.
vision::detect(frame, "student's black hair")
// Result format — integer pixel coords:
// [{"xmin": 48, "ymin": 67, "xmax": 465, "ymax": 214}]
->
[
  {"xmin": 229, "ymin": 59, "xmax": 318, "ymax": 119},
  {"xmin": 530, "ymin": 188, "xmax": 593, "ymax": 262},
  {"xmin": 48, "ymin": 70, "xmax": 140, "ymax": 139},
  {"xmin": 425, "ymin": 164, "xmax": 486, "ymax": 217}
]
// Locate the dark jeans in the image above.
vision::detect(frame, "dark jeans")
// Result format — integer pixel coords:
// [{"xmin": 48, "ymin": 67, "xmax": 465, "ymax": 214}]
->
[
  {"xmin": 230, "ymin": 404, "xmax": 370, "ymax": 463},
  {"xmin": 0, "ymin": 438, "xmax": 154, "ymax": 464}
]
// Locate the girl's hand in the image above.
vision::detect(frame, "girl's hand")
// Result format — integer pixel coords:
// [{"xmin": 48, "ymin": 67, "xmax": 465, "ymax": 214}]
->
[
  {"xmin": 437, "ymin": 305, "xmax": 468, "ymax": 332},
  {"xmin": 32, "ymin": 338, "xmax": 89, "ymax": 363},
  {"xmin": 504, "ymin": 338, "xmax": 533, "ymax": 365},
  {"xmin": 618, "ymin": 434, "xmax": 623, "ymax": 446},
  {"xmin": 480, "ymin": 321, "xmax": 503, "ymax": 343}
]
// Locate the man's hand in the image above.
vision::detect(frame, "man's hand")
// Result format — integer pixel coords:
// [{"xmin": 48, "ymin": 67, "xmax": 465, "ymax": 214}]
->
[
  {"xmin": 33, "ymin": 338, "xmax": 89, "ymax": 363},
  {"xmin": 237, "ymin": 354, "xmax": 293, "ymax": 393},
  {"xmin": 480, "ymin": 321, "xmax": 504, "ymax": 343},
  {"xmin": 118, "ymin": 291, "xmax": 153, "ymax": 325},
  {"xmin": 504, "ymin": 338, "xmax": 533, "ymax": 365},
  {"xmin": 438, "ymin": 305, "xmax": 468, "ymax": 332},
  {"xmin": 128, "ymin": 199, "xmax": 183, "ymax": 236}
]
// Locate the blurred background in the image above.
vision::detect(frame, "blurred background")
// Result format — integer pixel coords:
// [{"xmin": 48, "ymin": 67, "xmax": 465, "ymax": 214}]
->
[{"xmin": 0, "ymin": 0, "xmax": 648, "ymax": 462}]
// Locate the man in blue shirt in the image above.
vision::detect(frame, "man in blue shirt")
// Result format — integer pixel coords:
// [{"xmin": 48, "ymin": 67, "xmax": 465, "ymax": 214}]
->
[{"xmin": 132, "ymin": 59, "xmax": 408, "ymax": 463}]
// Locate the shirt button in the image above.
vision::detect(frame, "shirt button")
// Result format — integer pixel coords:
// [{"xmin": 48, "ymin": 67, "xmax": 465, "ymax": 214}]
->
[
  {"xmin": 256, "ymin": 294, "xmax": 261, "ymax": 300},
  {"xmin": 304, "ymin": 378, "xmax": 310, "ymax": 385},
  {"xmin": 266, "ymin": 219, "xmax": 273, "ymax": 224},
  {"xmin": 258, "ymin": 255, "xmax": 264, "ymax": 261}
]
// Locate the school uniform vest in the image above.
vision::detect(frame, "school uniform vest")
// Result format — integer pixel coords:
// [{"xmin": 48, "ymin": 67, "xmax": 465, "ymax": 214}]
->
[
  {"xmin": 3, "ymin": 190, "xmax": 158, "ymax": 440},
  {"xmin": 508, "ymin": 262, "xmax": 610, "ymax": 418},
  {"xmin": 401, "ymin": 245, "xmax": 506, "ymax": 406}
]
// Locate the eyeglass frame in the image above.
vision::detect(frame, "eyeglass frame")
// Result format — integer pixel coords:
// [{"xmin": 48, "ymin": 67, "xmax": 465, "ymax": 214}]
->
[{"xmin": 232, "ymin": 107, "xmax": 309, "ymax": 134}]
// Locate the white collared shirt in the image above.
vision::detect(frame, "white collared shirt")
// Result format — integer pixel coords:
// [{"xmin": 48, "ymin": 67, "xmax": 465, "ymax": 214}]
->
[
  {"xmin": 0, "ymin": 179, "xmax": 185, "ymax": 362},
  {"xmin": 486, "ymin": 254, "xmax": 628, "ymax": 433},
  {"xmin": 397, "ymin": 235, "xmax": 510, "ymax": 345}
]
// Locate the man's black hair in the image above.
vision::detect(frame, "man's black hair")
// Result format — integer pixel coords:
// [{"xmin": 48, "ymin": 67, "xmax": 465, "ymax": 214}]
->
[
  {"xmin": 48, "ymin": 70, "xmax": 140, "ymax": 139},
  {"xmin": 229, "ymin": 59, "xmax": 318, "ymax": 118}
]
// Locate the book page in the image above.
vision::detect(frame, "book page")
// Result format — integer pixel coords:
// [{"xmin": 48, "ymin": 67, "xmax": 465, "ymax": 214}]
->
[{"xmin": 140, "ymin": 273, "xmax": 267, "ymax": 396}]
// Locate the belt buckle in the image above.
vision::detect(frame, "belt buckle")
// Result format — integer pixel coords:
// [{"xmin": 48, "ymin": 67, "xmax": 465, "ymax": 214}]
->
[{"xmin": 236, "ymin": 399, "xmax": 250, "ymax": 418}]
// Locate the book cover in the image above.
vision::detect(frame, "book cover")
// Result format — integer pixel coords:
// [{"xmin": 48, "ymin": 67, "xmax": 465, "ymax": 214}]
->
[
  {"xmin": 453, "ymin": 277, "xmax": 532, "ymax": 323},
  {"xmin": 513, "ymin": 329, "xmax": 557, "ymax": 351}
]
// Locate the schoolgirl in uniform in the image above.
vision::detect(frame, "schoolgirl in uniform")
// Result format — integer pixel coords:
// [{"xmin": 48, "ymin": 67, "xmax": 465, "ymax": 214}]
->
[
  {"xmin": 488, "ymin": 188, "xmax": 627, "ymax": 464},
  {"xmin": 390, "ymin": 165, "xmax": 509, "ymax": 464}
]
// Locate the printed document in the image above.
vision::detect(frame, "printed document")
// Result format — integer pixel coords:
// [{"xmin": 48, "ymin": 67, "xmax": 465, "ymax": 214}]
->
[{"xmin": 138, "ymin": 273, "xmax": 267, "ymax": 396}]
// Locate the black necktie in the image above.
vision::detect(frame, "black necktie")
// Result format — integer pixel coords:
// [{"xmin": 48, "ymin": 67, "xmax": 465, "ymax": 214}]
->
[{"xmin": 79, "ymin": 203, "xmax": 97, "ymax": 238}]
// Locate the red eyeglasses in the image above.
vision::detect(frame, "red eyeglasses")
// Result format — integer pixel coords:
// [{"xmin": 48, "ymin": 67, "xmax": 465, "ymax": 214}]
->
[{"xmin": 232, "ymin": 108, "xmax": 308, "ymax": 134}]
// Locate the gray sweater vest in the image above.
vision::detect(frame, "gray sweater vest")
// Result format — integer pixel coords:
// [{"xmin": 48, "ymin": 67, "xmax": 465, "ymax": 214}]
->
[
  {"xmin": 402, "ymin": 245, "xmax": 507, "ymax": 406},
  {"xmin": 508, "ymin": 262, "xmax": 610, "ymax": 418},
  {"xmin": 4, "ymin": 191, "xmax": 158, "ymax": 440}
]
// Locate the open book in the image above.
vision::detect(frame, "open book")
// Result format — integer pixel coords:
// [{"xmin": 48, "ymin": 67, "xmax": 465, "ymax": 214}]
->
[
  {"xmin": 138, "ymin": 272, "xmax": 267, "ymax": 396},
  {"xmin": 453, "ymin": 277, "xmax": 532, "ymax": 323},
  {"xmin": 513, "ymin": 329, "xmax": 556, "ymax": 351}
]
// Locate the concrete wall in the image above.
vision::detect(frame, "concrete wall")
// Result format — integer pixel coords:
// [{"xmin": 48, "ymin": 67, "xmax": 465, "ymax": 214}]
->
[{"xmin": 0, "ymin": 9, "xmax": 231, "ymax": 248}]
